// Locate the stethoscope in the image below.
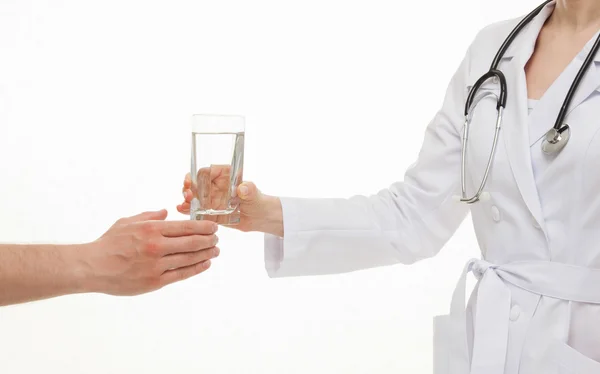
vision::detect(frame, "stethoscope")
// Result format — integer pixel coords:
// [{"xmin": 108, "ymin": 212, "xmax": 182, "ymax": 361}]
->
[{"xmin": 456, "ymin": 0, "xmax": 600, "ymax": 204}]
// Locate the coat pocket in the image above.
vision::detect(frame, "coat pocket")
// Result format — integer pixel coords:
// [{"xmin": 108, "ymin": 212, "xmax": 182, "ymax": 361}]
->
[
  {"xmin": 553, "ymin": 341, "xmax": 600, "ymax": 374},
  {"xmin": 433, "ymin": 314, "xmax": 470, "ymax": 374}
]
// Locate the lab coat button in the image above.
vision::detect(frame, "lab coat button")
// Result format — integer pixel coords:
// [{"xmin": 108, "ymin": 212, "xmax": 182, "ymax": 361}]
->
[
  {"xmin": 509, "ymin": 305, "xmax": 521, "ymax": 321},
  {"xmin": 491, "ymin": 206, "xmax": 500, "ymax": 222}
]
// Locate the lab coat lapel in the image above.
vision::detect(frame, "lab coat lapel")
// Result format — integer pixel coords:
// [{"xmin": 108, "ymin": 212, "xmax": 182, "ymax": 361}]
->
[
  {"xmin": 567, "ymin": 32, "xmax": 600, "ymax": 110},
  {"xmin": 529, "ymin": 36, "xmax": 600, "ymax": 145},
  {"xmin": 562, "ymin": 55, "xmax": 600, "ymax": 123},
  {"xmin": 501, "ymin": 48, "xmax": 548, "ymax": 233}
]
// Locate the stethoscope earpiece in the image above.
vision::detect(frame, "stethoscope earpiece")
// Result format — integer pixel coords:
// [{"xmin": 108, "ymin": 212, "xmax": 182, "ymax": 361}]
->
[{"xmin": 541, "ymin": 124, "xmax": 570, "ymax": 154}]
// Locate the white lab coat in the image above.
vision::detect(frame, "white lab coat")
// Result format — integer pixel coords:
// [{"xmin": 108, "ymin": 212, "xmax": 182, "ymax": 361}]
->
[{"xmin": 262, "ymin": 2, "xmax": 600, "ymax": 373}]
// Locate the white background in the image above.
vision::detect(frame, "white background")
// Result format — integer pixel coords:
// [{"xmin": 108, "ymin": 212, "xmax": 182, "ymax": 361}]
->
[{"xmin": 0, "ymin": 1, "xmax": 540, "ymax": 373}]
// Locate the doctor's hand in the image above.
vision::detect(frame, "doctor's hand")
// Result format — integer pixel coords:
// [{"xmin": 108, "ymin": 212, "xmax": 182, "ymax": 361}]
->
[
  {"xmin": 82, "ymin": 209, "xmax": 220, "ymax": 296},
  {"xmin": 176, "ymin": 172, "xmax": 283, "ymax": 237}
]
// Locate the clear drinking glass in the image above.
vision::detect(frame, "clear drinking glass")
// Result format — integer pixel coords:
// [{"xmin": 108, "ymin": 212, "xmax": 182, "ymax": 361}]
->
[{"xmin": 190, "ymin": 114, "xmax": 245, "ymax": 225}]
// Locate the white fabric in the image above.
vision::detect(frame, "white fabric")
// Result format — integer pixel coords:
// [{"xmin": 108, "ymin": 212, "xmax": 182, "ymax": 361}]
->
[
  {"xmin": 435, "ymin": 258, "xmax": 600, "ymax": 374},
  {"xmin": 527, "ymin": 99, "xmax": 538, "ymax": 115},
  {"xmin": 262, "ymin": 1, "xmax": 600, "ymax": 373}
]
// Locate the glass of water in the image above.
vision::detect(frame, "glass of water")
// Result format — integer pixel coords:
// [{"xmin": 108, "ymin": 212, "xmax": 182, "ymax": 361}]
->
[{"xmin": 190, "ymin": 114, "xmax": 245, "ymax": 225}]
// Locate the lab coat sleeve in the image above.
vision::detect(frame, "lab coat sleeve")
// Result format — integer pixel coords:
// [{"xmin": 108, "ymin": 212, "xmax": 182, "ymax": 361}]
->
[{"xmin": 264, "ymin": 45, "xmax": 473, "ymax": 278}]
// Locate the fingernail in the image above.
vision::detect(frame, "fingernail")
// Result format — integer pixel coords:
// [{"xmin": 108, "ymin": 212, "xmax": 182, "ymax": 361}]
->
[
  {"xmin": 239, "ymin": 185, "xmax": 248, "ymax": 196},
  {"xmin": 213, "ymin": 235, "xmax": 219, "ymax": 245},
  {"xmin": 213, "ymin": 247, "xmax": 220, "ymax": 256},
  {"xmin": 213, "ymin": 223, "xmax": 219, "ymax": 232}
]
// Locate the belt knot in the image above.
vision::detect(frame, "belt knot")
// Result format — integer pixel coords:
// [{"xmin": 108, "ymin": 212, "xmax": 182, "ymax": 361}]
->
[{"xmin": 468, "ymin": 259, "xmax": 496, "ymax": 280}]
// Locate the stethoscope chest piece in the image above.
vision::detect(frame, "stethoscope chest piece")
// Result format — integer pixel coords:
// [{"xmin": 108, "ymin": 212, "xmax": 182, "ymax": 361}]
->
[
  {"xmin": 541, "ymin": 124, "xmax": 570, "ymax": 154},
  {"xmin": 453, "ymin": 0, "xmax": 600, "ymax": 204}
]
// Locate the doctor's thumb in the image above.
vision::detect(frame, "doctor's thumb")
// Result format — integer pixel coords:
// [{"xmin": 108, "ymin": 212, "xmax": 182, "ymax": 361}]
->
[{"xmin": 237, "ymin": 182, "xmax": 261, "ymax": 204}]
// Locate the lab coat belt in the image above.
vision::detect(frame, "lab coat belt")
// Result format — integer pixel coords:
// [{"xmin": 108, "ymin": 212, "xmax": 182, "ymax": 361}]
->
[{"xmin": 448, "ymin": 258, "xmax": 600, "ymax": 374}]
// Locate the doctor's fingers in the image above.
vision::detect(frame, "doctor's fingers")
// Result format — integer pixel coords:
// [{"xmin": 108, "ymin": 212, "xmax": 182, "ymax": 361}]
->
[
  {"xmin": 178, "ymin": 178, "xmax": 192, "ymax": 213},
  {"xmin": 183, "ymin": 173, "xmax": 191, "ymax": 189},
  {"xmin": 177, "ymin": 202, "xmax": 191, "ymax": 214},
  {"xmin": 196, "ymin": 165, "xmax": 231, "ymax": 181},
  {"xmin": 237, "ymin": 181, "xmax": 261, "ymax": 203},
  {"xmin": 160, "ymin": 246, "xmax": 219, "ymax": 272},
  {"xmin": 182, "ymin": 173, "xmax": 194, "ymax": 201}
]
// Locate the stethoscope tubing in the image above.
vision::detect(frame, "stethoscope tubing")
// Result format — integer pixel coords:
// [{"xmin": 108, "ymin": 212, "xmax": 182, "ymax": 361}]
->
[{"xmin": 457, "ymin": 0, "xmax": 600, "ymax": 203}]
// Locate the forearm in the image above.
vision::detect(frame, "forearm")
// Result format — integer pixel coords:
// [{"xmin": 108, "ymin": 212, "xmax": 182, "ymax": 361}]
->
[
  {"xmin": 260, "ymin": 188, "xmax": 469, "ymax": 277},
  {"xmin": 261, "ymin": 194, "xmax": 416, "ymax": 278},
  {"xmin": 0, "ymin": 243, "xmax": 88, "ymax": 306}
]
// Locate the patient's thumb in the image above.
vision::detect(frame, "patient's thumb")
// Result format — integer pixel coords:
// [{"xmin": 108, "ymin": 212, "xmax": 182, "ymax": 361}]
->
[{"xmin": 238, "ymin": 182, "xmax": 260, "ymax": 202}]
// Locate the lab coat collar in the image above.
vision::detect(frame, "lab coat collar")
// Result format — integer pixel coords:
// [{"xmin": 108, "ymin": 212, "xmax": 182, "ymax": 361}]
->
[
  {"xmin": 501, "ymin": 1, "xmax": 555, "ymax": 59},
  {"xmin": 502, "ymin": 1, "xmax": 600, "ymax": 64},
  {"xmin": 583, "ymin": 31, "xmax": 600, "ymax": 63}
]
